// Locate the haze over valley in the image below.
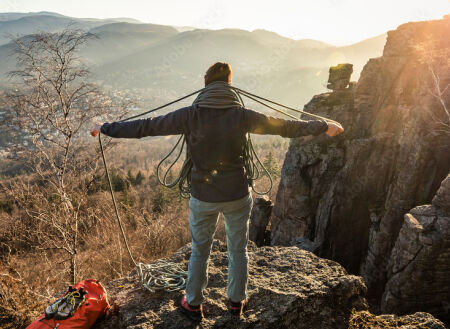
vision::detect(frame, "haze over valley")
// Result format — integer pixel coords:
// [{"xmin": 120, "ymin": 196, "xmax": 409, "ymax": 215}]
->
[{"xmin": 0, "ymin": 11, "xmax": 386, "ymax": 109}]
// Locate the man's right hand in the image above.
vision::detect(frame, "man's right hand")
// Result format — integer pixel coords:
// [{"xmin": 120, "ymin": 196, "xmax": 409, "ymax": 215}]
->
[
  {"xmin": 326, "ymin": 122, "xmax": 344, "ymax": 137},
  {"xmin": 90, "ymin": 123, "xmax": 103, "ymax": 137}
]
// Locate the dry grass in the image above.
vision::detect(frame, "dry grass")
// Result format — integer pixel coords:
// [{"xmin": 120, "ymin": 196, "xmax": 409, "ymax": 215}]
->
[
  {"xmin": 0, "ymin": 178, "xmax": 193, "ymax": 328},
  {"xmin": 0, "ymin": 137, "xmax": 288, "ymax": 329},
  {"xmin": 0, "ymin": 272, "xmax": 45, "ymax": 328}
]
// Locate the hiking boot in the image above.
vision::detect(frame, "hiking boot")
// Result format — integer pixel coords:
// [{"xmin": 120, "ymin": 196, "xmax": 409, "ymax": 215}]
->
[
  {"xmin": 179, "ymin": 296, "xmax": 203, "ymax": 322},
  {"xmin": 54, "ymin": 289, "xmax": 87, "ymax": 320},
  {"xmin": 227, "ymin": 298, "xmax": 248, "ymax": 316},
  {"xmin": 44, "ymin": 286, "xmax": 74, "ymax": 319}
]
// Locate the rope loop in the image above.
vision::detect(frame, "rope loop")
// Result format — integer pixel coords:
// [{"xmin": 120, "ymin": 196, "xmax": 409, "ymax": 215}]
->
[{"xmin": 137, "ymin": 261, "xmax": 188, "ymax": 293}]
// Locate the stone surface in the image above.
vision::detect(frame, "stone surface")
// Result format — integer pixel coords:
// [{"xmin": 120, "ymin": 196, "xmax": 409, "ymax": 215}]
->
[
  {"xmin": 433, "ymin": 174, "xmax": 450, "ymax": 212},
  {"xmin": 95, "ymin": 240, "xmax": 368, "ymax": 329},
  {"xmin": 327, "ymin": 63, "xmax": 353, "ymax": 90},
  {"xmin": 381, "ymin": 190, "xmax": 450, "ymax": 323},
  {"xmin": 270, "ymin": 16, "xmax": 450, "ymax": 321},
  {"xmin": 349, "ymin": 311, "xmax": 447, "ymax": 329},
  {"xmin": 292, "ymin": 236, "xmax": 317, "ymax": 252},
  {"xmin": 249, "ymin": 196, "xmax": 273, "ymax": 246}
]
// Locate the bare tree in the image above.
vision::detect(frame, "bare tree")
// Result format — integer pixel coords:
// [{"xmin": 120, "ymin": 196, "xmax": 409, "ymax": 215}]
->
[
  {"xmin": 2, "ymin": 177, "xmax": 85, "ymax": 285},
  {"xmin": 416, "ymin": 37, "xmax": 450, "ymax": 136},
  {"xmin": 5, "ymin": 29, "xmax": 110, "ymax": 205},
  {"xmin": 2, "ymin": 28, "xmax": 114, "ymax": 284}
]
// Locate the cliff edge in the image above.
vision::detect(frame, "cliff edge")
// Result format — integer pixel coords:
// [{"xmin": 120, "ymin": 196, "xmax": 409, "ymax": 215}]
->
[
  {"xmin": 95, "ymin": 241, "xmax": 368, "ymax": 329},
  {"xmin": 93, "ymin": 241, "xmax": 446, "ymax": 328},
  {"xmin": 270, "ymin": 16, "xmax": 450, "ymax": 322}
]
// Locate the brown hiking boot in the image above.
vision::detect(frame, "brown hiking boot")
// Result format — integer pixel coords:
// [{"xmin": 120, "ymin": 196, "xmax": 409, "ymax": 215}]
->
[
  {"xmin": 180, "ymin": 296, "xmax": 203, "ymax": 322},
  {"xmin": 227, "ymin": 298, "xmax": 248, "ymax": 316}
]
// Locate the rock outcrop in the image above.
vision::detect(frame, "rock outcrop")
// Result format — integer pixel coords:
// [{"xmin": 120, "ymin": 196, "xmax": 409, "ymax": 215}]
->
[
  {"xmin": 381, "ymin": 175, "xmax": 450, "ymax": 322},
  {"xmin": 270, "ymin": 16, "xmax": 450, "ymax": 321},
  {"xmin": 433, "ymin": 174, "xmax": 450, "ymax": 212},
  {"xmin": 249, "ymin": 196, "xmax": 273, "ymax": 246},
  {"xmin": 348, "ymin": 310, "xmax": 447, "ymax": 329},
  {"xmin": 95, "ymin": 240, "xmax": 368, "ymax": 329},
  {"xmin": 327, "ymin": 63, "xmax": 353, "ymax": 90}
]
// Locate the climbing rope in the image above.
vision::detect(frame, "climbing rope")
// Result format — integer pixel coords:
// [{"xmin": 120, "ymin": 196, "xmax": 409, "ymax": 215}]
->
[
  {"xmin": 137, "ymin": 262, "xmax": 188, "ymax": 293},
  {"xmin": 99, "ymin": 135, "xmax": 138, "ymax": 266},
  {"xmin": 98, "ymin": 84, "xmax": 337, "ymax": 292},
  {"xmin": 99, "ymin": 135, "xmax": 189, "ymax": 292}
]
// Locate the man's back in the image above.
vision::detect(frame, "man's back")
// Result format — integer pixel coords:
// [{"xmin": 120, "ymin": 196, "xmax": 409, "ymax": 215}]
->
[
  {"xmin": 187, "ymin": 104, "xmax": 250, "ymax": 202},
  {"xmin": 100, "ymin": 103, "xmax": 328, "ymax": 202}
]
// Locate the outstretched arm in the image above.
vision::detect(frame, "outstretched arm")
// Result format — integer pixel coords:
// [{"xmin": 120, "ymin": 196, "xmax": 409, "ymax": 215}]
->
[
  {"xmin": 242, "ymin": 108, "xmax": 343, "ymax": 137},
  {"xmin": 90, "ymin": 106, "xmax": 191, "ymax": 138}
]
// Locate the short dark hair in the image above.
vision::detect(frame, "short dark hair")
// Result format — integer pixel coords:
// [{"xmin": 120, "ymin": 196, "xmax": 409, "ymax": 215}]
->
[{"xmin": 204, "ymin": 62, "xmax": 232, "ymax": 86}]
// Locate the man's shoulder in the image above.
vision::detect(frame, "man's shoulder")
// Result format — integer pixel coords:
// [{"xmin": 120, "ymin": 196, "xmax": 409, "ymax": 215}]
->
[{"xmin": 175, "ymin": 104, "xmax": 196, "ymax": 111}]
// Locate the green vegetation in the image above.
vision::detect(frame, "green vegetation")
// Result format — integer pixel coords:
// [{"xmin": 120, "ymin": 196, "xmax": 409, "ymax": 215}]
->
[
  {"xmin": 128, "ymin": 169, "xmax": 145, "ymax": 186},
  {"xmin": 263, "ymin": 151, "xmax": 281, "ymax": 179},
  {"xmin": 0, "ymin": 198, "xmax": 14, "ymax": 214}
]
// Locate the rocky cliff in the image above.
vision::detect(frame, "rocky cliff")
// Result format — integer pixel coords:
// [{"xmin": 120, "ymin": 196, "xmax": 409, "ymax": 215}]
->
[
  {"xmin": 95, "ymin": 240, "xmax": 368, "ymax": 329},
  {"xmin": 381, "ymin": 175, "xmax": 450, "ymax": 321},
  {"xmin": 94, "ymin": 241, "xmax": 447, "ymax": 329},
  {"xmin": 270, "ymin": 17, "xmax": 450, "ymax": 322}
]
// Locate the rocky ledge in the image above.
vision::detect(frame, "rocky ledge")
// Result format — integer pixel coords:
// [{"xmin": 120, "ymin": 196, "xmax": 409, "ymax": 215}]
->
[
  {"xmin": 348, "ymin": 311, "xmax": 447, "ymax": 329},
  {"xmin": 269, "ymin": 16, "xmax": 450, "ymax": 322},
  {"xmin": 381, "ymin": 175, "xmax": 450, "ymax": 322},
  {"xmin": 95, "ymin": 240, "xmax": 368, "ymax": 328}
]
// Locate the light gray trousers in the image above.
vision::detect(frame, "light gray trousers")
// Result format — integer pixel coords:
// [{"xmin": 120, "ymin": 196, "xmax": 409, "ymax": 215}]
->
[{"xmin": 185, "ymin": 193, "xmax": 253, "ymax": 306}]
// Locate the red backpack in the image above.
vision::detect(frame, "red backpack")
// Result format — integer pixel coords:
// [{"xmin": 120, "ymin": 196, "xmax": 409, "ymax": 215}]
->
[{"xmin": 27, "ymin": 279, "xmax": 110, "ymax": 329}]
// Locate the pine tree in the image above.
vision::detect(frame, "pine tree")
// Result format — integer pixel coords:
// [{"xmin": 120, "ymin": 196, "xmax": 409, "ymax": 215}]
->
[
  {"xmin": 127, "ymin": 169, "xmax": 135, "ymax": 185},
  {"xmin": 126, "ymin": 169, "xmax": 145, "ymax": 186},
  {"xmin": 152, "ymin": 185, "xmax": 168, "ymax": 213},
  {"xmin": 263, "ymin": 151, "xmax": 280, "ymax": 179},
  {"xmin": 135, "ymin": 171, "xmax": 145, "ymax": 185},
  {"xmin": 121, "ymin": 182, "xmax": 134, "ymax": 207}
]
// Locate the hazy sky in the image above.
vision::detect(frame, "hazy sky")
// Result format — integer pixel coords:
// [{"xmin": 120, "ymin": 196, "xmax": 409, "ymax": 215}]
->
[{"xmin": 1, "ymin": 0, "xmax": 449, "ymax": 45}]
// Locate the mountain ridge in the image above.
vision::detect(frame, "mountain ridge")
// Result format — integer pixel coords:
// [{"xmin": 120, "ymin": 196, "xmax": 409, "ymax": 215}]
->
[{"xmin": 0, "ymin": 12, "xmax": 386, "ymax": 108}]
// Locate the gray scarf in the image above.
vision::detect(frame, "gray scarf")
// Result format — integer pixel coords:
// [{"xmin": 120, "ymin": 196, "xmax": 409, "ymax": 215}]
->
[{"xmin": 192, "ymin": 81, "xmax": 243, "ymax": 109}]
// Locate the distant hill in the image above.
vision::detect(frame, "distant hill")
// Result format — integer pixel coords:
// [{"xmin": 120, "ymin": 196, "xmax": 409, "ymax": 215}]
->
[
  {"xmin": 251, "ymin": 29, "xmax": 331, "ymax": 49},
  {"xmin": 91, "ymin": 27, "xmax": 385, "ymax": 78},
  {"xmin": 0, "ymin": 11, "xmax": 67, "ymax": 21},
  {"xmin": 0, "ymin": 11, "xmax": 142, "ymax": 45},
  {"xmin": 82, "ymin": 22, "xmax": 179, "ymax": 65},
  {"xmin": 0, "ymin": 11, "xmax": 386, "ymax": 108},
  {"xmin": 91, "ymin": 27, "xmax": 385, "ymax": 105},
  {"xmin": 90, "ymin": 22, "xmax": 177, "ymax": 34},
  {"xmin": 0, "ymin": 11, "xmax": 142, "ymax": 23}
]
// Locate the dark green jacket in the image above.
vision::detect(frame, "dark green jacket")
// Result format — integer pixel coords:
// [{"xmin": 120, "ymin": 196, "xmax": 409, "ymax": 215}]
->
[{"xmin": 101, "ymin": 105, "xmax": 328, "ymax": 202}]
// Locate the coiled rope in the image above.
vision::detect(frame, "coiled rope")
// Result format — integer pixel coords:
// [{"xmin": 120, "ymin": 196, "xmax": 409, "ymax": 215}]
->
[
  {"xmin": 137, "ymin": 261, "xmax": 188, "ymax": 293},
  {"xmin": 98, "ymin": 84, "xmax": 336, "ymax": 292}
]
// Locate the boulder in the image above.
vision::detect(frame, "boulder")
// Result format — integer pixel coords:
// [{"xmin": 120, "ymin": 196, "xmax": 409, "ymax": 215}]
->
[
  {"xmin": 433, "ymin": 174, "xmax": 450, "ymax": 212},
  {"xmin": 249, "ymin": 196, "xmax": 273, "ymax": 246},
  {"xmin": 349, "ymin": 310, "xmax": 447, "ymax": 329},
  {"xmin": 327, "ymin": 63, "xmax": 353, "ymax": 90},
  {"xmin": 381, "ymin": 175, "xmax": 450, "ymax": 323},
  {"xmin": 95, "ymin": 240, "xmax": 368, "ymax": 329}
]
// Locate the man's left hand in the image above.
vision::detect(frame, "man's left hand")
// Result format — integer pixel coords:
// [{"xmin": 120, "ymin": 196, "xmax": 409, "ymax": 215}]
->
[{"xmin": 326, "ymin": 122, "xmax": 344, "ymax": 137}]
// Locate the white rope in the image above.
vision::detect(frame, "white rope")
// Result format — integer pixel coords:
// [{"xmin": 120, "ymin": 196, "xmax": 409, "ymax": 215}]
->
[{"xmin": 137, "ymin": 261, "xmax": 188, "ymax": 293}]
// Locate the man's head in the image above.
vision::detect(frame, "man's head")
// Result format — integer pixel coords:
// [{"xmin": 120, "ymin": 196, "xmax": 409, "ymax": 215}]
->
[{"xmin": 204, "ymin": 62, "xmax": 232, "ymax": 86}]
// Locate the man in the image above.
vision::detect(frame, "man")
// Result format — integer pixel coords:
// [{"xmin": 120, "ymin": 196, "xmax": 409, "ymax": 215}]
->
[{"xmin": 90, "ymin": 62, "xmax": 344, "ymax": 321}]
